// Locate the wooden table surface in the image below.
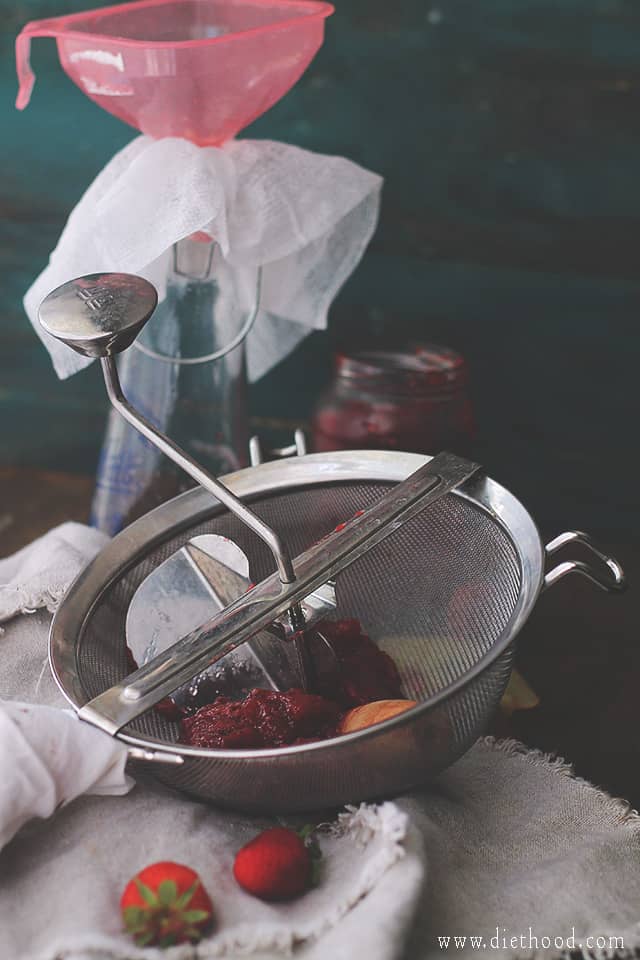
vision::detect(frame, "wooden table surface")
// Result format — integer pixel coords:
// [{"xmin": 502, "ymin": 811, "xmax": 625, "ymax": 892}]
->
[
  {"xmin": 0, "ymin": 467, "xmax": 94, "ymax": 552},
  {"xmin": 1, "ymin": 466, "xmax": 637, "ymax": 806}
]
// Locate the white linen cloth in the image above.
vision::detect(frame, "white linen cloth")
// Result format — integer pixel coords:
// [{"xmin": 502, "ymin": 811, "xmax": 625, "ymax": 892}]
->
[
  {"xmin": 23, "ymin": 137, "xmax": 383, "ymax": 383},
  {"xmin": 0, "ymin": 700, "xmax": 132, "ymax": 852},
  {"xmin": 0, "ymin": 523, "xmax": 131, "ymax": 854},
  {"xmin": 2, "ymin": 525, "xmax": 640, "ymax": 960},
  {"xmin": 0, "ymin": 521, "xmax": 107, "ymax": 622}
]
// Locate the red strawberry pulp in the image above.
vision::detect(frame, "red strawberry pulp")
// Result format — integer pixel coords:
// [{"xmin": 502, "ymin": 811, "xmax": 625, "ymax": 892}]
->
[
  {"xmin": 178, "ymin": 619, "xmax": 402, "ymax": 750},
  {"xmin": 180, "ymin": 688, "xmax": 341, "ymax": 748}
]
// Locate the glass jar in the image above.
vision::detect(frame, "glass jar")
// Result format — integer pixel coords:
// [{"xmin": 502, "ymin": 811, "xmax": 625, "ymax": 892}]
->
[{"xmin": 311, "ymin": 343, "xmax": 475, "ymax": 456}]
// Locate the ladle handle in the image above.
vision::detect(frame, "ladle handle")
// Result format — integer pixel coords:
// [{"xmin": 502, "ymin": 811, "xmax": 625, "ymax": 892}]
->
[
  {"xmin": 77, "ymin": 452, "xmax": 482, "ymax": 736},
  {"xmin": 101, "ymin": 356, "xmax": 296, "ymax": 584}
]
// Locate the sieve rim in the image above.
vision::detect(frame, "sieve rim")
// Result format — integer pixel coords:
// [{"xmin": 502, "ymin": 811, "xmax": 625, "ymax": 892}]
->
[{"xmin": 49, "ymin": 450, "xmax": 545, "ymax": 758}]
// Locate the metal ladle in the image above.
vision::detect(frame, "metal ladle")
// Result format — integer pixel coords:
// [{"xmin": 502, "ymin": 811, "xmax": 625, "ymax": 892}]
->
[{"xmin": 38, "ymin": 271, "xmax": 330, "ymax": 692}]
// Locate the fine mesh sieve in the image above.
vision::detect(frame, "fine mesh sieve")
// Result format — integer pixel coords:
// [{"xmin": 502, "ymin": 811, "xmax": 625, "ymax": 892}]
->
[{"xmin": 50, "ymin": 451, "xmax": 624, "ymax": 812}]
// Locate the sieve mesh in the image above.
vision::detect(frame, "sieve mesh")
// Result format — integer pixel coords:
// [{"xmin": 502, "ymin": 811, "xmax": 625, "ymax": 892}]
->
[{"xmin": 77, "ymin": 480, "xmax": 521, "ymax": 751}]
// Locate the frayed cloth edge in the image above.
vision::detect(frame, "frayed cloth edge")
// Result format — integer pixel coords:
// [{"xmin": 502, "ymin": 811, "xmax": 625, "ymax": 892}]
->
[{"xmin": 480, "ymin": 736, "xmax": 640, "ymax": 825}]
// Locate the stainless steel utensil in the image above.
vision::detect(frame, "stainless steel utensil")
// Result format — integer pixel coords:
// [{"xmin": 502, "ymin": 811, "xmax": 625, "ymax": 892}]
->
[
  {"xmin": 40, "ymin": 274, "xmax": 626, "ymax": 812},
  {"xmin": 125, "ymin": 534, "xmax": 336, "ymax": 700},
  {"xmin": 47, "ymin": 448, "xmax": 624, "ymax": 811}
]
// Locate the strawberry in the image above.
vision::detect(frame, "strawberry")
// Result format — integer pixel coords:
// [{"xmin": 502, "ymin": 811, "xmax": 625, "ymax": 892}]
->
[
  {"xmin": 120, "ymin": 861, "xmax": 213, "ymax": 947},
  {"xmin": 233, "ymin": 827, "xmax": 318, "ymax": 901}
]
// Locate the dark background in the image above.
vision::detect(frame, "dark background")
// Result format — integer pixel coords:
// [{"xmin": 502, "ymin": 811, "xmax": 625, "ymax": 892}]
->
[
  {"xmin": 1, "ymin": 0, "xmax": 639, "ymax": 800},
  {"xmin": 2, "ymin": 0, "xmax": 640, "ymax": 538}
]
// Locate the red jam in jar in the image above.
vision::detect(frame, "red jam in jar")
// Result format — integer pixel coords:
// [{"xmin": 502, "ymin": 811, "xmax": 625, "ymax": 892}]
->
[{"xmin": 311, "ymin": 343, "xmax": 475, "ymax": 455}]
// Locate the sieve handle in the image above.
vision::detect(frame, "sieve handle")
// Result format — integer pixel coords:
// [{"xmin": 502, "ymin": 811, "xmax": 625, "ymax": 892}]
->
[
  {"xmin": 78, "ymin": 452, "xmax": 482, "ymax": 736},
  {"xmin": 543, "ymin": 531, "xmax": 626, "ymax": 593}
]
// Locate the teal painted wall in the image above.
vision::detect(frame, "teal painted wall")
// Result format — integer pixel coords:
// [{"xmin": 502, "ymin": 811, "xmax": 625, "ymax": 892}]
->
[{"xmin": 1, "ymin": 0, "xmax": 639, "ymax": 536}]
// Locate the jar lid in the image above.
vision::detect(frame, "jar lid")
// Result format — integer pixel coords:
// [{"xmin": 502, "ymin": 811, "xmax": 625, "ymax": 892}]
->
[{"xmin": 335, "ymin": 343, "xmax": 468, "ymax": 394}]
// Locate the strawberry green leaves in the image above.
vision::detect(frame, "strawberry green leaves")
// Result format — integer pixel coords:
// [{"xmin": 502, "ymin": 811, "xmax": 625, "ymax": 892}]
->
[{"xmin": 121, "ymin": 862, "xmax": 213, "ymax": 947}]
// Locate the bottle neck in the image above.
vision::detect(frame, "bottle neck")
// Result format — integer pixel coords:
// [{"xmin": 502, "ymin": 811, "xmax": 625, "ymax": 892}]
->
[
  {"xmin": 172, "ymin": 233, "xmax": 216, "ymax": 281},
  {"xmin": 134, "ymin": 238, "xmax": 260, "ymax": 367}
]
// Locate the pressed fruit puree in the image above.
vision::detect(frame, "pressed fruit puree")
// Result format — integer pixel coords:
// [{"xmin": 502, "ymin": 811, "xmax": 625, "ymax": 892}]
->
[
  {"xmin": 180, "ymin": 688, "xmax": 342, "ymax": 748},
  {"xmin": 178, "ymin": 618, "xmax": 405, "ymax": 749}
]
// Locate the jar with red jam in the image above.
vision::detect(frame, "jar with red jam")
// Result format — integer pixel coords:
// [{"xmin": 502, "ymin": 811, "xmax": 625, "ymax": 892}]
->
[{"xmin": 311, "ymin": 343, "xmax": 475, "ymax": 456}]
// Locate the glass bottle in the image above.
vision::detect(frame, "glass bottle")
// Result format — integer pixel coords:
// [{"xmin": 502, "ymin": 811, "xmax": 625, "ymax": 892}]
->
[{"xmin": 91, "ymin": 235, "xmax": 258, "ymax": 534}]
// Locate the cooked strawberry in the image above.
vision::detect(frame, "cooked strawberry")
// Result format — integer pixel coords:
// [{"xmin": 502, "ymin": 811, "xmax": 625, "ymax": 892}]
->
[
  {"xmin": 180, "ymin": 688, "xmax": 341, "ymax": 748},
  {"xmin": 233, "ymin": 827, "xmax": 314, "ymax": 901},
  {"xmin": 120, "ymin": 861, "xmax": 213, "ymax": 947}
]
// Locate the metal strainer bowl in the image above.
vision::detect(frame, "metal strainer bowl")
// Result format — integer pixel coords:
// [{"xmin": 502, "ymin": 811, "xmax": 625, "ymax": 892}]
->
[{"xmin": 49, "ymin": 450, "xmax": 624, "ymax": 813}]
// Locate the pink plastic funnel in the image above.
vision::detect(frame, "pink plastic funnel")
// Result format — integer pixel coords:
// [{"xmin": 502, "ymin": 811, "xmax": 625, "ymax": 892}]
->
[{"xmin": 16, "ymin": 0, "xmax": 333, "ymax": 145}]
